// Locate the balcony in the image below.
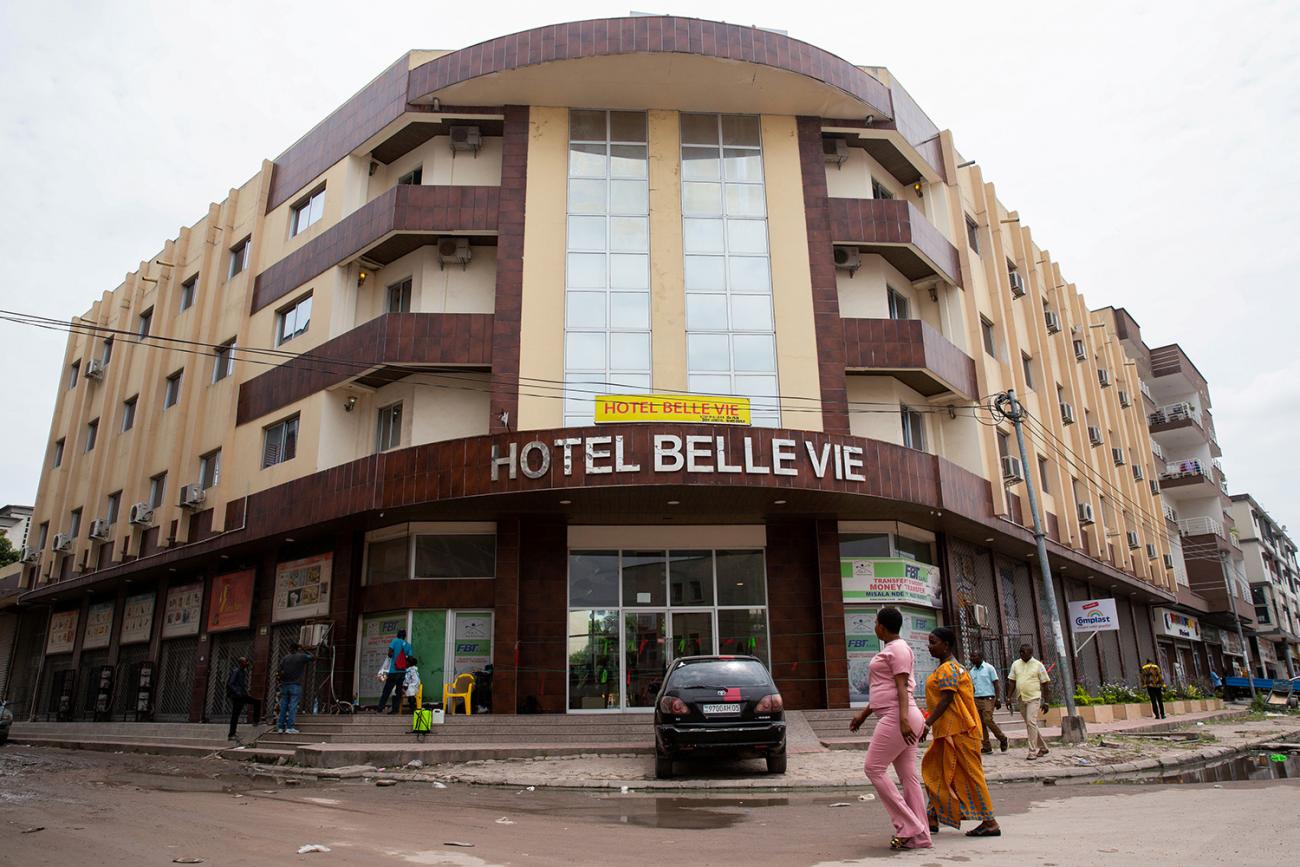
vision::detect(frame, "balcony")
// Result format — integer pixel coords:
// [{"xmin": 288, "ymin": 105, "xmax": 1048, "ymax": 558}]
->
[
  {"xmin": 1148, "ymin": 401, "xmax": 1201, "ymax": 428},
  {"xmin": 253, "ymin": 184, "xmax": 500, "ymax": 313},
  {"xmin": 842, "ymin": 318, "xmax": 978, "ymax": 400},
  {"xmin": 1179, "ymin": 515, "xmax": 1240, "ymax": 558},
  {"xmin": 827, "ymin": 198, "xmax": 962, "ymax": 287},
  {"xmin": 1159, "ymin": 459, "xmax": 1221, "ymax": 500}
]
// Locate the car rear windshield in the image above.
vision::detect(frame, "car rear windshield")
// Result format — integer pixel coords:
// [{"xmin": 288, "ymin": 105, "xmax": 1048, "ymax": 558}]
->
[{"xmin": 668, "ymin": 659, "xmax": 772, "ymax": 689}]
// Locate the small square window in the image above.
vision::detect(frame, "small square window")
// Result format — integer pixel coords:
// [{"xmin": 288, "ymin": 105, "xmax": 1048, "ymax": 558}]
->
[
  {"xmin": 375, "ymin": 402, "xmax": 402, "ymax": 452},
  {"xmin": 965, "ymin": 215, "xmax": 980, "ymax": 253},
  {"xmin": 397, "ymin": 167, "xmax": 422, "ymax": 186},
  {"xmin": 387, "ymin": 278, "xmax": 412, "ymax": 313},
  {"xmin": 137, "ymin": 307, "xmax": 153, "ymax": 338},
  {"xmin": 199, "ymin": 449, "xmax": 221, "ymax": 489},
  {"xmin": 148, "ymin": 473, "xmax": 167, "ymax": 509},
  {"xmin": 52, "ymin": 437, "xmax": 65, "ymax": 468},
  {"xmin": 901, "ymin": 405, "xmax": 926, "ymax": 451},
  {"xmin": 290, "ymin": 188, "xmax": 325, "ymax": 237},
  {"xmin": 179, "ymin": 275, "xmax": 198, "ymax": 311},
  {"xmin": 122, "ymin": 396, "xmax": 137, "ymax": 432},
  {"xmin": 980, "ymin": 316, "xmax": 997, "ymax": 358},
  {"xmin": 871, "ymin": 178, "xmax": 894, "ymax": 200},
  {"xmin": 68, "ymin": 361, "xmax": 80, "ymax": 390},
  {"xmin": 276, "ymin": 294, "xmax": 312, "ymax": 346},
  {"xmin": 212, "ymin": 339, "xmax": 236, "ymax": 383},
  {"xmin": 164, "ymin": 370, "xmax": 183, "ymax": 408},
  {"xmin": 262, "ymin": 415, "xmax": 299, "ymax": 468},
  {"xmin": 228, "ymin": 237, "xmax": 251, "ymax": 278},
  {"xmin": 887, "ymin": 286, "xmax": 910, "ymax": 320}
]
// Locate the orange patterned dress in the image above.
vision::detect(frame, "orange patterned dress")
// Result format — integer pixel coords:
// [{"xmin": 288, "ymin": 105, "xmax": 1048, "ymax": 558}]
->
[{"xmin": 921, "ymin": 659, "xmax": 996, "ymax": 828}]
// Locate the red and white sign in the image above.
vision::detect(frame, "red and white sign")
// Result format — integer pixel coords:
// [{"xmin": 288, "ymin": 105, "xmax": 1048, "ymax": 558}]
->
[{"xmin": 1067, "ymin": 598, "xmax": 1120, "ymax": 632}]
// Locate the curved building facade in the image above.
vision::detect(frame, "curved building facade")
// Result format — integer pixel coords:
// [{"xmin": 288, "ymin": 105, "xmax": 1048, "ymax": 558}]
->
[{"xmin": 11, "ymin": 17, "xmax": 1190, "ymax": 720}]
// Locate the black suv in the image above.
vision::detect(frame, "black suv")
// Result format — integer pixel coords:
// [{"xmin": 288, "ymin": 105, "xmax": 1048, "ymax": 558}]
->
[{"xmin": 652, "ymin": 655, "xmax": 786, "ymax": 779}]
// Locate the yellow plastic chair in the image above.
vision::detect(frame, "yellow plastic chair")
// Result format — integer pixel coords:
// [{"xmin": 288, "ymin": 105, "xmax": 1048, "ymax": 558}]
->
[{"xmin": 443, "ymin": 673, "xmax": 475, "ymax": 715}]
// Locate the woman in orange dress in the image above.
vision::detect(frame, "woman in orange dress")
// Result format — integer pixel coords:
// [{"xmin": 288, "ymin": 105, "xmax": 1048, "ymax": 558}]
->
[{"xmin": 918, "ymin": 627, "xmax": 1001, "ymax": 837}]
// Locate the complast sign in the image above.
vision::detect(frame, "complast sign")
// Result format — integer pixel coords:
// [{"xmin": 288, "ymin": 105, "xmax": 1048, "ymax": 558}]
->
[{"xmin": 1067, "ymin": 598, "xmax": 1120, "ymax": 632}]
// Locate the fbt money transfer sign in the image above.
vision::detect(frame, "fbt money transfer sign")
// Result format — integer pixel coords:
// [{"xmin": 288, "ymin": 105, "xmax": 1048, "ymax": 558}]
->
[
  {"xmin": 840, "ymin": 558, "xmax": 943, "ymax": 609},
  {"xmin": 594, "ymin": 394, "xmax": 751, "ymax": 425},
  {"xmin": 1067, "ymin": 598, "xmax": 1120, "ymax": 632}
]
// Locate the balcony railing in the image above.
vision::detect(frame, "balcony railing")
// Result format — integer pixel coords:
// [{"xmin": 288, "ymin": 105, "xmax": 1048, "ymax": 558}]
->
[
  {"xmin": 1179, "ymin": 516, "xmax": 1224, "ymax": 538},
  {"xmin": 1139, "ymin": 379, "xmax": 1153, "ymax": 400},
  {"xmin": 1163, "ymin": 504, "xmax": 1179, "ymax": 523},
  {"xmin": 1162, "ymin": 459, "xmax": 1206, "ymax": 480},
  {"xmin": 1151, "ymin": 440, "xmax": 1166, "ymax": 460},
  {"xmin": 1148, "ymin": 401, "xmax": 1202, "ymax": 427}
]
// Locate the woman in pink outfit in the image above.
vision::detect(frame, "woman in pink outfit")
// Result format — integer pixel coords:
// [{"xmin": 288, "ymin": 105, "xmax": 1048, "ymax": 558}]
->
[{"xmin": 849, "ymin": 606, "xmax": 932, "ymax": 851}]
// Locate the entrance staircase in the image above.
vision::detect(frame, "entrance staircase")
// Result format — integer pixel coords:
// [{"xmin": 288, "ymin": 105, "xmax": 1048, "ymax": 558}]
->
[{"xmin": 7, "ymin": 721, "xmax": 242, "ymax": 757}]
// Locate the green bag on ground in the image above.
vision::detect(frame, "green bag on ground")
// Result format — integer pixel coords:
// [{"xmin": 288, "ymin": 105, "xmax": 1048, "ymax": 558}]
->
[{"xmin": 412, "ymin": 708, "xmax": 432, "ymax": 733}]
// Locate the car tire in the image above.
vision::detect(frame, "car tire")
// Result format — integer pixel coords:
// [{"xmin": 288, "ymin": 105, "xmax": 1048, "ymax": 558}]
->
[
  {"xmin": 766, "ymin": 752, "xmax": 787, "ymax": 774},
  {"xmin": 655, "ymin": 754, "xmax": 674, "ymax": 779}
]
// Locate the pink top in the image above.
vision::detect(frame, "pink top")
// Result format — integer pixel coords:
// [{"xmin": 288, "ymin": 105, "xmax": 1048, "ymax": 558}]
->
[{"xmin": 867, "ymin": 638, "xmax": 917, "ymax": 711}]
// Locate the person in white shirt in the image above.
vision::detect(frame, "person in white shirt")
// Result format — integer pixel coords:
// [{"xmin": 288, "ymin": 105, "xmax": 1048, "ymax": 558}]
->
[{"xmin": 1006, "ymin": 643, "xmax": 1051, "ymax": 759}]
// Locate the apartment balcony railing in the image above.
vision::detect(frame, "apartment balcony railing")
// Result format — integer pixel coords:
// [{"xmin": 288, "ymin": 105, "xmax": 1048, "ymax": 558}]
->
[
  {"xmin": 1162, "ymin": 459, "xmax": 1206, "ymax": 480},
  {"xmin": 1151, "ymin": 439, "xmax": 1166, "ymax": 461},
  {"xmin": 1163, "ymin": 504, "xmax": 1179, "ymax": 523},
  {"xmin": 1139, "ymin": 379, "xmax": 1153, "ymax": 401},
  {"xmin": 1148, "ymin": 401, "xmax": 1202, "ymax": 428},
  {"xmin": 1179, "ymin": 516, "xmax": 1224, "ymax": 538}
]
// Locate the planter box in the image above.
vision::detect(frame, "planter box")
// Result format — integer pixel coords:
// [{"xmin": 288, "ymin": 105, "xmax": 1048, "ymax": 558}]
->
[
  {"xmin": 1044, "ymin": 707, "xmax": 1065, "ymax": 727},
  {"xmin": 1168, "ymin": 700, "xmax": 1187, "ymax": 715},
  {"xmin": 1078, "ymin": 705, "xmax": 1115, "ymax": 724},
  {"xmin": 1112, "ymin": 703, "xmax": 1149, "ymax": 721}
]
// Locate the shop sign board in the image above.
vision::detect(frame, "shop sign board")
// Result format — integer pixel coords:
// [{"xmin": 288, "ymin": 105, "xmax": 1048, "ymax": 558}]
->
[
  {"xmin": 46, "ymin": 609, "xmax": 78, "ymax": 655},
  {"xmin": 82, "ymin": 601, "xmax": 115, "ymax": 650},
  {"xmin": 1066, "ymin": 598, "xmax": 1120, "ymax": 632},
  {"xmin": 1154, "ymin": 607, "xmax": 1201, "ymax": 641},
  {"xmin": 844, "ymin": 605, "xmax": 939, "ymax": 707},
  {"xmin": 359, "ymin": 612, "xmax": 408, "ymax": 701},
  {"xmin": 207, "ymin": 569, "xmax": 255, "ymax": 633},
  {"xmin": 594, "ymin": 394, "xmax": 751, "ymax": 425},
  {"xmin": 272, "ymin": 553, "xmax": 333, "ymax": 622},
  {"xmin": 120, "ymin": 592, "xmax": 156, "ymax": 645},
  {"xmin": 1220, "ymin": 629, "xmax": 1244, "ymax": 657},
  {"xmin": 161, "ymin": 582, "xmax": 203, "ymax": 638},
  {"xmin": 840, "ymin": 558, "xmax": 942, "ymax": 608}
]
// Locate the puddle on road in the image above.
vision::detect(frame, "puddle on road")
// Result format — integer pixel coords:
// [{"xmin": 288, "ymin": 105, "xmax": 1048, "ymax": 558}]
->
[
  {"xmin": 616, "ymin": 796, "xmax": 792, "ymax": 830},
  {"xmin": 1101, "ymin": 751, "xmax": 1299, "ymax": 785}
]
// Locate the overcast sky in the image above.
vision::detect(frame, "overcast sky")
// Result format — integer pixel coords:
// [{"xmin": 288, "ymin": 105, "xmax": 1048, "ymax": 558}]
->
[{"xmin": 2, "ymin": 1, "xmax": 1297, "ymax": 532}]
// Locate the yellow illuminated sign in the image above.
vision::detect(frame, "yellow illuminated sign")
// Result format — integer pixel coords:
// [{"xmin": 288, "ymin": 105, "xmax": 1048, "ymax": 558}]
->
[{"xmin": 594, "ymin": 394, "xmax": 751, "ymax": 425}]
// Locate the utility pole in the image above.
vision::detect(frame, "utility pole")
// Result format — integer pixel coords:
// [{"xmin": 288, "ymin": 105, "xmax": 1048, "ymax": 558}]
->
[
  {"xmin": 996, "ymin": 390, "xmax": 1085, "ymax": 741},
  {"xmin": 1218, "ymin": 550, "xmax": 1257, "ymax": 701}
]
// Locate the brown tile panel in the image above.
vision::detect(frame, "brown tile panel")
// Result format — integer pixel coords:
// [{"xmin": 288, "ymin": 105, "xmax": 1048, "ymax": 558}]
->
[
  {"xmin": 766, "ymin": 519, "xmax": 826, "ymax": 710},
  {"xmin": 515, "ymin": 518, "xmax": 568, "ymax": 712},
  {"xmin": 252, "ymin": 185, "xmax": 500, "ymax": 314},
  {"xmin": 406, "ymin": 17, "xmax": 893, "ymax": 118},
  {"xmin": 795, "ymin": 116, "xmax": 849, "ymax": 435},
  {"xmin": 489, "ymin": 106, "xmax": 529, "ymax": 433},
  {"xmin": 815, "ymin": 518, "xmax": 848, "ymax": 707},
  {"xmin": 235, "ymin": 312, "xmax": 494, "ymax": 425},
  {"xmin": 827, "ymin": 197, "xmax": 962, "ymax": 287},
  {"xmin": 841, "ymin": 318, "xmax": 978, "ymax": 400}
]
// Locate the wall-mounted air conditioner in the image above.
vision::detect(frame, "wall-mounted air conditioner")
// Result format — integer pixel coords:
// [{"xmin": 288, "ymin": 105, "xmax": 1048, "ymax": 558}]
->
[
  {"xmin": 1044, "ymin": 310, "xmax": 1061, "ymax": 333},
  {"xmin": 1163, "ymin": 553, "xmax": 1175, "ymax": 569},
  {"xmin": 972, "ymin": 603, "xmax": 990, "ymax": 628},
  {"xmin": 1074, "ymin": 340, "xmax": 1087, "ymax": 361},
  {"xmin": 1146, "ymin": 543, "xmax": 1158, "ymax": 559},
  {"xmin": 85, "ymin": 359, "xmax": 106, "ymax": 381},
  {"xmin": 1001, "ymin": 455, "xmax": 1024, "ymax": 484},
  {"xmin": 20, "ymin": 546, "xmax": 40, "ymax": 564},
  {"xmin": 1078, "ymin": 502, "xmax": 1096, "ymax": 524},
  {"xmin": 832, "ymin": 245, "xmax": 861, "ymax": 276},
  {"xmin": 128, "ymin": 503, "xmax": 155, "ymax": 526},
  {"xmin": 1088, "ymin": 425, "xmax": 1103, "ymax": 446},
  {"xmin": 1098, "ymin": 368, "xmax": 1112, "ymax": 387},
  {"xmin": 1008, "ymin": 271, "xmax": 1026, "ymax": 298},
  {"xmin": 179, "ymin": 484, "xmax": 205, "ymax": 510},
  {"xmin": 448, "ymin": 125, "xmax": 482, "ymax": 156},
  {"xmin": 1112, "ymin": 447, "xmax": 1125, "ymax": 466},
  {"xmin": 438, "ymin": 237, "xmax": 472, "ymax": 271},
  {"xmin": 1127, "ymin": 531, "xmax": 1140, "ymax": 549},
  {"xmin": 88, "ymin": 518, "xmax": 111, "ymax": 541},
  {"xmin": 1060, "ymin": 402, "xmax": 1076, "ymax": 425},
  {"xmin": 52, "ymin": 533, "xmax": 72, "ymax": 552},
  {"xmin": 1133, "ymin": 465, "xmax": 1145, "ymax": 481},
  {"xmin": 1119, "ymin": 390, "xmax": 1131, "ymax": 408},
  {"xmin": 823, "ymin": 137, "xmax": 849, "ymax": 168}
]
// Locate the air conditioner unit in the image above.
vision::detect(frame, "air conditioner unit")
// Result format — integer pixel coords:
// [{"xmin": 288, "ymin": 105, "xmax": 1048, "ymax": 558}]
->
[
  {"xmin": 1119, "ymin": 390, "xmax": 1131, "ymax": 408},
  {"xmin": 1001, "ymin": 454, "xmax": 1024, "ymax": 484},
  {"xmin": 972, "ymin": 603, "xmax": 990, "ymax": 628},
  {"xmin": 179, "ymin": 484, "xmax": 205, "ymax": 509},
  {"xmin": 1098, "ymin": 368, "xmax": 1112, "ymax": 387},
  {"xmin": 85, "ymin": 359, "xmax": 106, "ymax": 380},
  {"xmin": 1008, "ymin": 270, "xmax": 1026, "ymax": 298},
  {"xmin": 1073, "ymin": 339, "xmax": 1087, "ymax": 361},
  {"xmin": 1127, "ymin": 530, "xmax": 1140, "ymax": 549},
  {"xmin": 1112, "ymin": 447, "xmax": 1125, "ymax": 466},
  {"xmin": 437, "ymin": 236, "xmax": 472, "ymax": 271},
  {"xmin": 88, "ymin": 518, "xmax": 111, "ymax": 541},
  {"xmin": 52, "ymin": 533, "xmax": 73, "ymax": 552},
  {"xmin": 1088, "ymin": 425, "xmax": 1103, "ymax": 446},
  {"xmin": 128, "ymin": 502, "xmax": 155, "ymax": 526},
  {"xmin": 1162, "ymin": 553, "xmax": 1175, "ymax": 569},
  {"xmin": 1149, "ymin": 479, "xmax": 1160, "ymax": 496},
  {"xmin": 1044, "ymin": 310, "xmax": 1061, "ymax": 333},
  {"xmin": 448, "ymin": 125, "xmax": 482, "ymax": 155},
  {"xmin": 1059, "ymin": 402, "xmax": 1076, "ymax": 425},
  {"xmin": 1078, "ymin": 502, "xmax": 1096, "ymax": 524},
  {"xmin": 1133, "ymin": 465, "xmax": 1145, "ymax": 481},
  {"xmin": 823, "ymin": 137, "xmax": 849, "ymax": 168},
  {"xmin": 19, "ymin": 545, "xmax": 40, "ymax": 564},
  {"xmin": 299, "ymin": 622, "xmax": 330, "ymax": 648},
  {"xmin": 1146, "ymin": 543, "xmax": 1158, "ymax": 559},
  {"xmin": 832, "ymin": 245, "xmax": 861, "ymax": 275}
]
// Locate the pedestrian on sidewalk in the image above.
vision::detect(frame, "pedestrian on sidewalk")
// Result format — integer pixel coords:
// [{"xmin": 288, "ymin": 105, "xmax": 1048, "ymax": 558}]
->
[
  {"xmin": 1007, "ymin": 644, "xmax": 1051, "ymax": 760},
  {"xmin": 225, "ymin": 656, "xmax": 260, "ymax": 741},
  {"xmin": 848, "ymin": 606, "xmax": 931, "ymax": 851},
  {"xmin": 378, "ymin": 628, "xmax": 414, "ymax": 714},
  {"xmin": 967, "ymin": 649, "xmax": 1008, "ymax": 754},
  {"xmin": 920, "ymin": 627, "xmax": 1001, "ymax": 838},
  {"xmin": 1141, "ymin": 658, "xmax": 1167, "ymax": 719},
  {"xmin": 402, "ymin": 658, "xmax": 422, "ymax": 713},
  {"xmin": 276, "ymin": 642, "xmax": 314, "ymax": 734}
]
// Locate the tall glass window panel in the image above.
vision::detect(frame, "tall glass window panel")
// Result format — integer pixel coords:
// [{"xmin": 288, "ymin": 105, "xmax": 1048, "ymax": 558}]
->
[
  {"xmin": 669, "ymin": 550, "xmax": 715, "ymax": 606},
  {"xmin": 680, "ymin": 114, "xmax": 779, "ymax": 427},
  {"xmin": 622, "ymin": 551, "xmax": 667, "ymax": 606},
  {"xmin": 564, "ymin": 110, "xmax": 651, "ymax": 426},
  {"xmin": 568, "ymin": 609, "xmax": 620, "ymax": 710}
]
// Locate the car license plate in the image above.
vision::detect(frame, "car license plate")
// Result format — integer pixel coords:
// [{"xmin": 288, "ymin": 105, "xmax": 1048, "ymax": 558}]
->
[{"xmin": 702, "ymin": 703, "xmax": 741, "ymax": 715}]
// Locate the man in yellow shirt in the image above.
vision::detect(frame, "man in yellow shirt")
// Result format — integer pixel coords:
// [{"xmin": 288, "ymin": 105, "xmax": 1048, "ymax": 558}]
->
[
  {"xmin": 1007, "ymin": 643, "xmax": 1051, "ymax": 759},
  {"xmin": 1140, "ymin": 658, "xmax": 1166, "ymax": 719}
]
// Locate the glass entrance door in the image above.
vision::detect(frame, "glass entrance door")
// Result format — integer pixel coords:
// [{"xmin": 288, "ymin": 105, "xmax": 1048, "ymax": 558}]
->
[
  {"xmin": 624, "ymin": 612, "xmax": 666, "ymax": 708},
  {"xmin": 670, "ymin": 610, "xmax": 714, "ymax": 659}
]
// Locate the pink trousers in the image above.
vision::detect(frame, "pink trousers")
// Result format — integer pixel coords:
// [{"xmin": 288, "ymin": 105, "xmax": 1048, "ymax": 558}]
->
[{"xmin": 863, "ymin": 704, "xmax": 932, "ymax": 846}]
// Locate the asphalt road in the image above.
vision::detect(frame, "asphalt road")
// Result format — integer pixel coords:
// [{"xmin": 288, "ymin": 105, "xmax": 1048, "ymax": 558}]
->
[{"xmin": 1, "ymin": 746, "xmax": 1296, "ymax": 865}]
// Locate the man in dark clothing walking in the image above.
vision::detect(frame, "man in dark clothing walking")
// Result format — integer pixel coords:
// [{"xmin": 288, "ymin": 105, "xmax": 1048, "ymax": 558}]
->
[
  {"xmin": 1140, "ymin": 658, "xmax": 1166, "ymax": 719},
  {"xmin": 226, "ymin": 656, "xmax": 260, "ymax": 740},
  {"xmin": 377, "ymin": 628, "xmax": 413, "ymax": 714},
  {"xmin": 276, "ymin": 642, "xmax": 314, "ymax": 734}
]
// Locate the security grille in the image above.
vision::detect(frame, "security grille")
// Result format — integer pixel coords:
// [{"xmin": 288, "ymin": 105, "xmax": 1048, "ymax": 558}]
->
[
  {"xmin": 44, "ymin": 661, "xmax": 76, "ymax": 719},
  {"xmin": 76, "ymin": 651, "xmax": 111, "ymax": 719},
  {"xmin": 205, "ymin": 632, "xmax": 254, "ymax": 720},
  {"xmin": 266, "ymin": 623, "xmax": 318, "ymax": 715},
  {"xmin": 113, "ymin": 644, "xmax": 151, "ymax": 719},
  {"xmin": 156, "ymin": 638, "xmax": 199, "ymax": 720},
  {"xmin": 998, "ymin": 556, "xmax": 1037, "ymax": 651},
  {"xmin": 0, "ymin": 613, "xmax": 17, "ymax": 699},
  {"xmin": 3, "ymin": 612, "xmax": 45, "ymax": 714}
]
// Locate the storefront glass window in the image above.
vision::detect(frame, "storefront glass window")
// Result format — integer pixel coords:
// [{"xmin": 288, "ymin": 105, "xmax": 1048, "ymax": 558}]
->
[
  {"xmin": 718, "ymin": 607, "xmax": 769, "ymax": 665},
  {"xmin": 894, "ymin": 535, "xmax": 934, "ymax": 564},
  {"xmin": 669, "ymin": 550, "xmax": 714, "ymax": 606},
  {"xmin": 568, "ymin": 609, "xmax": 620, "ymax": 710},
  {"xmin": 569, "ymin": 552, "xmax": 620, "ymax": 606},
  {"xmin": 622, "ymin": 551, "xmax": 667, "ymax": 606},
  {"xmin": 715, "ymin": 550, "xmax": 766, "ymax": 606},
  {"xmin": 366, "ymin": 538, "xmax": 409, "ymax": 585},
  {"xmin": 839, "ymin": 533, "xmax": 891, "ymax": 558},
  {"xmin": 625, "ymin": 611, "xmax": 667, "ymax": 707},
  {"xmin": 414, "ymin": 534, "xmax": 496, "ymax": 579}
]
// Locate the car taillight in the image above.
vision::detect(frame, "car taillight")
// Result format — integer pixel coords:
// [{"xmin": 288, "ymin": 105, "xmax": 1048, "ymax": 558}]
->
[
  {"xmin": 659, "ymin": 696, "xmax": 689, "ymax": 715},
  {"xmin": 755, "ymin": 693, "xmax": 783, "ymax": 713}
]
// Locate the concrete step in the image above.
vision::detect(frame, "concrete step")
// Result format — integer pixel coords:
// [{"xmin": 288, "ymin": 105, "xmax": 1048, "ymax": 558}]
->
[
  {"xmin": 11, "ymin": 722, "xmax": 233, "ymax": 737},
  {"xmin": 8, "ymin": 735, "xmax": 227, "ymax": 758},
  {"xmin": 222, "ymin": 747, "xmax": 296, "ymax": 763},
  {"xmin": 294, "ymin": 741, "xmax": 655, "ymax": 769}
]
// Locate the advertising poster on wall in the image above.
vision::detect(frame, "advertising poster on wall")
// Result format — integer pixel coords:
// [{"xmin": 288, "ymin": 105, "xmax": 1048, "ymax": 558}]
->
[
  {"xmin": 450, "ymin": 611, "xmax": 493, "ymax": 678},
  {"xmin": 206, "ymin": 569, "xmax": 255, "ymax": 633},
  {"xmin": 1154, "ymin": 608, "xmax": 1201, "ymax": 641},
  {"xmin": 840, "ymin": 558, "xmax": 943, "ymax": 608},
  {"xmin": 82, "ymin": 601, "xmax": 115, "ymax": 650},
  {"xmin": 46, "ymin": 609, "xmax": 78, "ymax": 655},
  {"xmin": 358, "ymin": 612, "xmax": 409, "ymax": 701},
  {"xmin": 161, "ymin": 582, "xmax": 203, "ymax": 638},
  {"xmin": 272, "ymin": 554, "xmax": 332, "ymax": 622},
  {"xmin": 1066, "ymin": 598, "xmax": 1120, "ymax": 632},
  {"xmin": 844, "ymin": 605, "xmax": 939, "ymax": 707},
  {"xmin": 120, "ymin": 592, "xmax": 156, "ymax": 645},
  {"xmin": 1221, "ymin": 629, "xmax": 1244, "ymax": 657}
]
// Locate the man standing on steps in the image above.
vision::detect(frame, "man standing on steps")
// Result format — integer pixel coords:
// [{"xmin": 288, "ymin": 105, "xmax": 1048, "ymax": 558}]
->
[
  {"xmin": 1141, "ymin": 658, "xmax": 1167, "ymax": 719},
  {"xmin": 226, "ymin": 656, "xmax": 259, "ymax": 741},
  {"xmin": 968, "ymin": 649, "xmax": 1009, "ymax": 754},
  {"xmin": 1007, "ymin": 643, "xmax": 1051, "ymax": 760},
  {"xmin": 276, "ymin": 642, "xmax": 314, "ymax": 734},
  {"xmin": 377, "ymin": 628, "xmax": 414, "ymax": 714}
]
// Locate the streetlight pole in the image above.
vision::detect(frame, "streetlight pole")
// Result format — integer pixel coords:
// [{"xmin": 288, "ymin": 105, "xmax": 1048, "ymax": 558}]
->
[
  {"xmin": 1218, "ymin": 550, "xmax": 1257, "ymax": 701},
  {"xmin": 997, "ymin": 390, "xmax": 1084, "ymax": 741}
]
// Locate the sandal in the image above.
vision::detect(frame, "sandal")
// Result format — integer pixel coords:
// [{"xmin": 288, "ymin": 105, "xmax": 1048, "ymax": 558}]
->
[
  {"xmin": 966, "ymin": 826, "xmax": 1002, "ymax": 838},
  {"xmin": 889, "ymin": 836, "xmax": 908, "ymax": 850}
]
